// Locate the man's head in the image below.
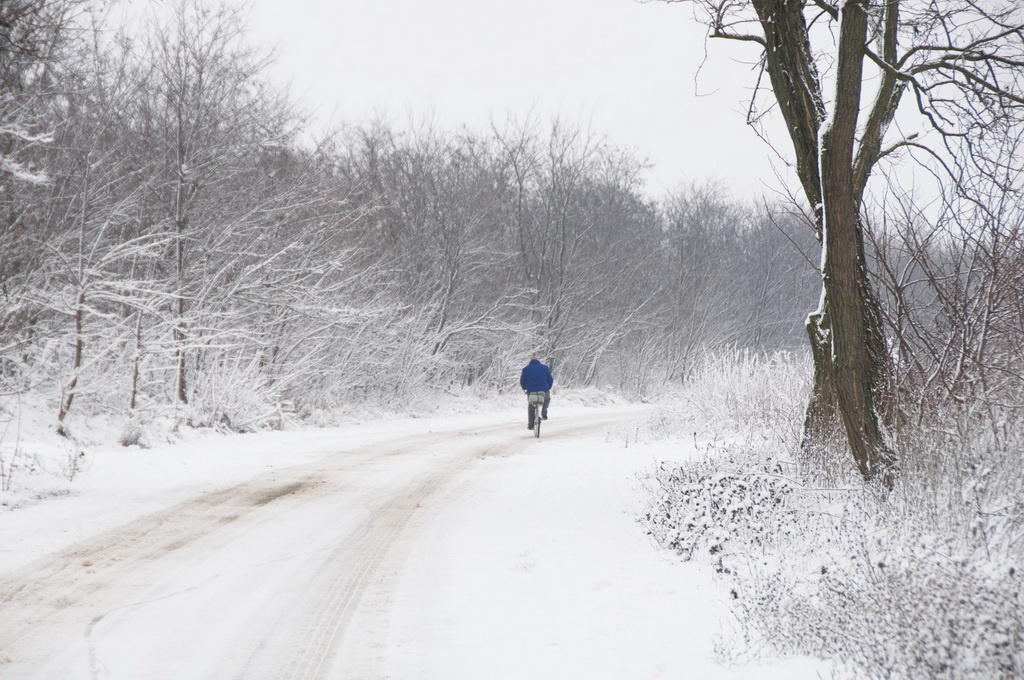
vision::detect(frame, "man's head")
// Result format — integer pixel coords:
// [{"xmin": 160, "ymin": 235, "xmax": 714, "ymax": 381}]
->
[{"xmin": 530, "ymin": 352, "xmax": 540, "ymax": 361}]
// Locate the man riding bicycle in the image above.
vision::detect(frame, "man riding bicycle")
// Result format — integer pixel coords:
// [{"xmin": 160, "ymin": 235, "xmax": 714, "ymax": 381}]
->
[{"xmin": 520, "ymin": 353, "xmax": 553, "ymax": 430}]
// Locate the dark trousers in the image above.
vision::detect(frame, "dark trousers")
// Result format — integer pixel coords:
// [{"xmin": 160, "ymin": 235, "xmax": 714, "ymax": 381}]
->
[{"xmin": 526, "ymin": 391, "xmax": 550, "ymax": 425}]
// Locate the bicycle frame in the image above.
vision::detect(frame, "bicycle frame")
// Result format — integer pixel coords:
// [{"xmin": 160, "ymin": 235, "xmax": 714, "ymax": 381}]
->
[{"xmin": 527, "ymin": 391, "xmax": 546, "ymax": 438}]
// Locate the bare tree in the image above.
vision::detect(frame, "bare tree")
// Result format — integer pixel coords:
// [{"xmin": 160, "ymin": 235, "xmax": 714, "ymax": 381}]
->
[
  {"xmin": 494, "ymin": 119, "xmax": 656, "ymax": 373},
  {"xmin": 870, "ymin": 131, "xmax": 1024, "ymax": 424},
  {"xmin": 133, "ymin": 0, "xmax": 283, "ymax": 406},
  {"xmin": 658, "ymin": 0, "xmax": 1024, "ymax": 481},
  {"xmin": 0, "ymin": 0, "xmax": 91, "ymax": 385}
]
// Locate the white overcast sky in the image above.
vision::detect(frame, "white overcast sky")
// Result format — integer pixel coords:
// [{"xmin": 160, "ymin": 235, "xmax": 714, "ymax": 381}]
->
[{"xmin": 239, "ymin": 0, "xmax": 790, "ymax": 198}]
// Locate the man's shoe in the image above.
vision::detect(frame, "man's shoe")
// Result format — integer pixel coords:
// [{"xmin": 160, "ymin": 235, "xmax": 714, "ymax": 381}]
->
[
  {"xmin": 542, "ymin": 412, "xmax": 548, "ymax": 420},
  {"xmin": 527, "ymin": 423, "xmax": 534, "ymax": 430}
]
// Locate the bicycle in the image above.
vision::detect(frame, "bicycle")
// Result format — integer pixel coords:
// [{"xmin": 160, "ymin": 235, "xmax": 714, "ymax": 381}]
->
[{"xmin": 527, "ymin": 391, "xmax": 546, "ymax": 438}]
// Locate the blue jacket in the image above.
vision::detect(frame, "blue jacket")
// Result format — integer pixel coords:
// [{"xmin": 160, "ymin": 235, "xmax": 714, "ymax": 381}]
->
[{"xmin": 520, "ymin": 359, "xmax": 554, "ymax": 392}]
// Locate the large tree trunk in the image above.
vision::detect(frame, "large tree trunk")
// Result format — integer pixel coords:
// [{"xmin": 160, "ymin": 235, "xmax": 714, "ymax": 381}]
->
[
  {"xmin": 802, "ymin": 299, "xmax": 841, "ymax": 452},
  {"xmin": 818, "ymin": 0, "xmax": 894, "ymax": 481},
  {"xmin": 750, "ymin": 0, "xmax": 843, "ymax": 459}
]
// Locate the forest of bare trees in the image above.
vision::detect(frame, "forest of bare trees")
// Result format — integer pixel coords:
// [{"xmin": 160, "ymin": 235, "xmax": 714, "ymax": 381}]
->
[
  {"xmin": 5, "ymin": 0, "xmax": 1020, "ymax": 474},
  {"xmin": 0, "ymin": 0, "xmax": 819, "ymax": 433}
]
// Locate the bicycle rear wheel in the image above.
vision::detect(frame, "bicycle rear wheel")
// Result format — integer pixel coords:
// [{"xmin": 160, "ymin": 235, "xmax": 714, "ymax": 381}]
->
[{"xmin": 533, "ymin": 403, "xmax": 542, "ymax": 438}]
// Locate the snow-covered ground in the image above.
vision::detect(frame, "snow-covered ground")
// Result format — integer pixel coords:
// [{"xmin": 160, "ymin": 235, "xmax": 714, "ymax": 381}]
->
[{"xmin": 0, "ymin": 401, "xmax": 835, "ymax": 679}]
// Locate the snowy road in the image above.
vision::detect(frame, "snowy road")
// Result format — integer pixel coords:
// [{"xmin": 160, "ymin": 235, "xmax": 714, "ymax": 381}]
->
[{"xmin": 0, "ymin": 406, "xmax": 831, "ymax": 679}]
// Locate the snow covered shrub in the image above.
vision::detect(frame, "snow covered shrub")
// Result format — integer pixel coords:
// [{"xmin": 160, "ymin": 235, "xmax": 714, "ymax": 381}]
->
[
  {"xmin": 717, "ymin": 407, "xmax": 1024, "ymax": 678},
  {"xmin": 642, "ymin": 352, "xmax": 810, "ymax": 563},
  {"xmin": 188, "ymin": 355, "xmax": 281, "ymax": 432},
  {"xmin": 644, "ymin": 446, "xmax": 796, "ymax": 561},
  {"xmin": 643, "ymin": 350, "xmax": 1024, "ymax": 678},
  {"xmin": 736, "ymin": 533, "xmax": 1024, "ymax": 679},
  {"xmin": 0, "ymin": 444, "xmax": 18, "ymax": 492},
  {"xmin": 647, "ymin": 350, "xmax": 811, "ymax": 450},
  {"xmin": 896, "ymin": 404, "xmax": 1024, "ymax": 540},
  {"xmin": 118, "ymin": 419, "xmax": 144, "ymax": 447},
  {"xmin": 59, "ymin": 447, "xmax": 88, "ymax": 482}
]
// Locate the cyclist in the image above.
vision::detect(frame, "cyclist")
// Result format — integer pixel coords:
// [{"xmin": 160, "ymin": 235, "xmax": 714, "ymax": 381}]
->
[{"xmin": 519, "ymin": 353, "xmax": 553, "ymax": 430}]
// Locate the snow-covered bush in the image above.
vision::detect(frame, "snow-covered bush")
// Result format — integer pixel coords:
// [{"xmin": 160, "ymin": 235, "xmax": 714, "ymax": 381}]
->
[
  {"xmin": 187, "ymin": 354, "xmax": 285, "ymax": 433},
  {"xmin": 738, "ymin": 535, "xmax": 1023, "ymax": 679},
  {"xmin": 645, "ymin": 350, "xmax": 811, "ymax": 450},
  {"xmin": 118, "ymin": 419, "xmax": 144, "ymax": 447},
  {"xmin": 644, "ymin": 447, "xmax": 795, "ymax": 561},
  {"xmin": 641, "ymin": 351, "xmax": 1024, "ymax": 679}
]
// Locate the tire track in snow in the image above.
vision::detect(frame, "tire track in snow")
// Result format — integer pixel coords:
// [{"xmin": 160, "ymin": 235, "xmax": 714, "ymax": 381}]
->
[
  {"xmin": 280, "ymin": 415, "xmax": 637, "ymax": 679},
  {"xmin": 0, "ymin": 428, "xmax": 471, "ymax": 676},
  {"xmin": 0, "ymin": 411, "xmax": 636, "ymax": 679},
  {"xmin": 262, "ymin": 435, "xmax": 529, "ymax": 680}
]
